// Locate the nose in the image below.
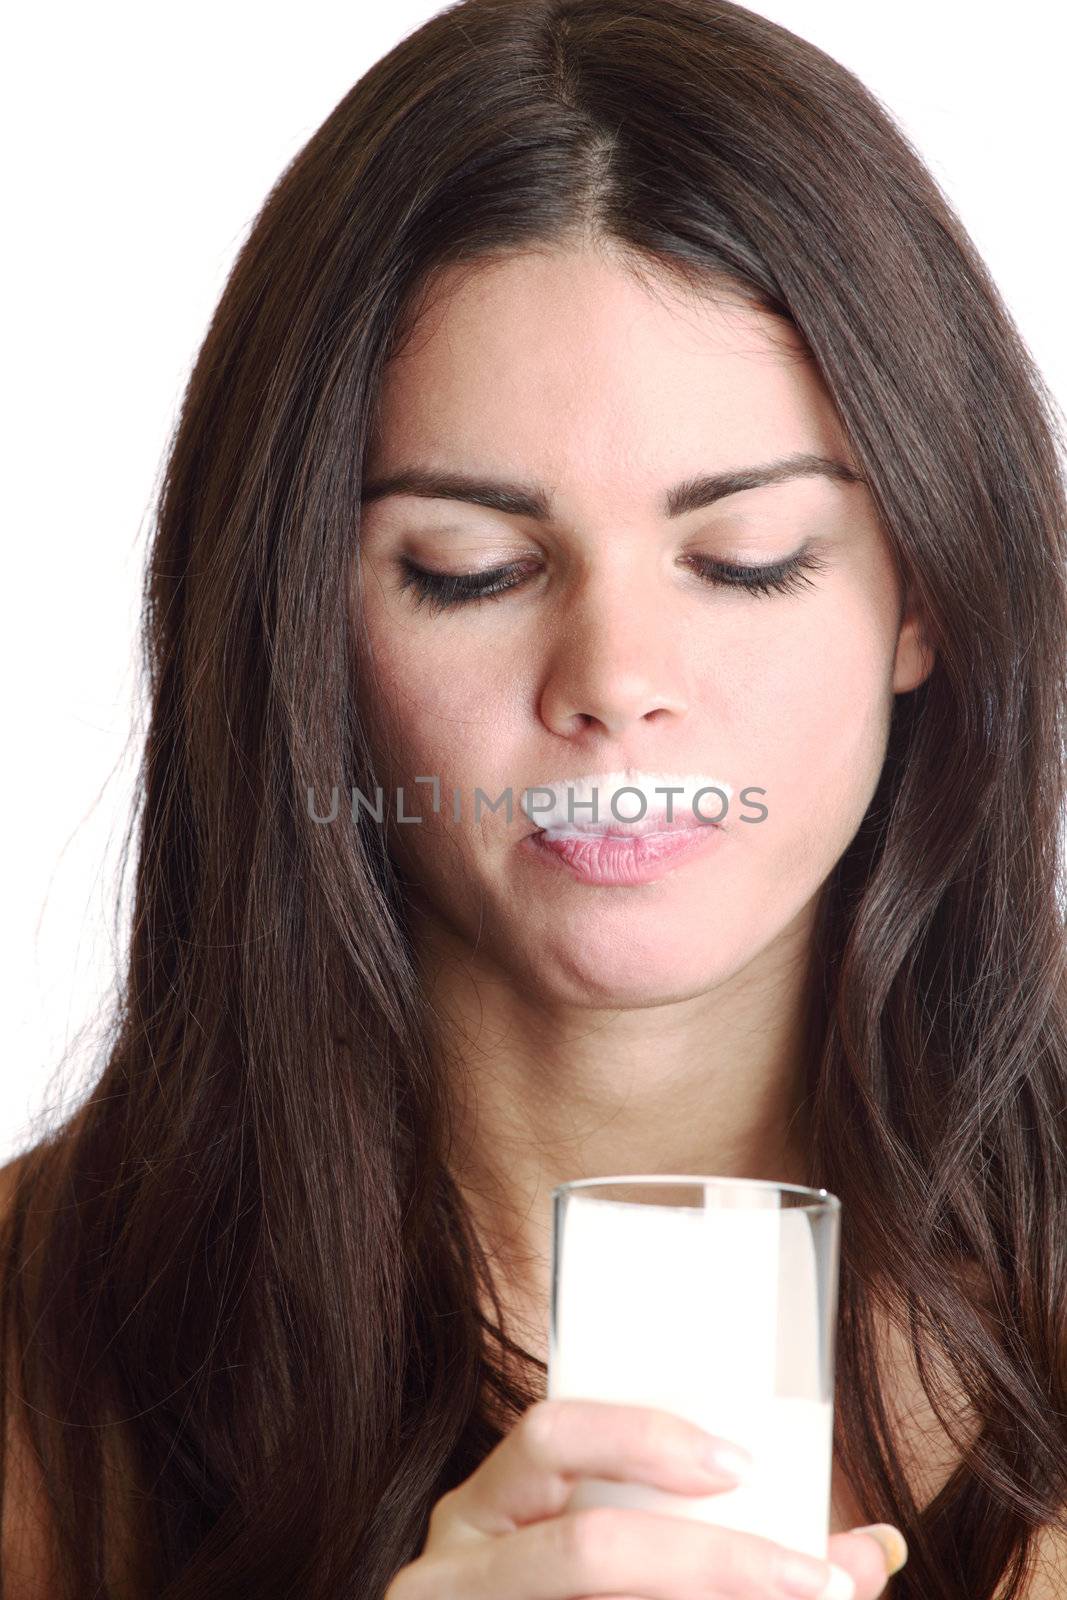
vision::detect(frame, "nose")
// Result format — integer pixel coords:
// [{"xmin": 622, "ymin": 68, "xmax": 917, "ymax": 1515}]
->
[{"xmin": 538, "ymin": 572, "xmax": 691, "ymax": 742}]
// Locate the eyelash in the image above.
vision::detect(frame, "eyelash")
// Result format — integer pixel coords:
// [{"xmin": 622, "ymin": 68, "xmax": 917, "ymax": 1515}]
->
[{"xmin": 395, "ymin": 548, "xmax": 828, "ymax": 615}]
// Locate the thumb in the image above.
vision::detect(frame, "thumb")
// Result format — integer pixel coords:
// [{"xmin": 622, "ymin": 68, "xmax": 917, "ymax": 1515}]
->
[{"xmin": 827, "ymin": 1524, "xmax": 908, "ymax": 1596}]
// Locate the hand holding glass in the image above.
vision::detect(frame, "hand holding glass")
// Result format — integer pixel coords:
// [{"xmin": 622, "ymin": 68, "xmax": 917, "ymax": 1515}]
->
[{"xmin": 547, "ymin": 1174, "xmax": 841, "ymax": 1560}]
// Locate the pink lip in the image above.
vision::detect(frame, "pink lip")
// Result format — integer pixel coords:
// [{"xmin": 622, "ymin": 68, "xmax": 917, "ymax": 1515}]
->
[{"xmin": 522, "ymin": 823, "xmax": 724, "ymax": 886}]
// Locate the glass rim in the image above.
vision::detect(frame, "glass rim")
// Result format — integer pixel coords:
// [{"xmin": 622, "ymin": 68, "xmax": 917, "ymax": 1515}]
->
[{"xmin": 551, "ymin": 1172, "xmax": 840, "ymax": 1210}]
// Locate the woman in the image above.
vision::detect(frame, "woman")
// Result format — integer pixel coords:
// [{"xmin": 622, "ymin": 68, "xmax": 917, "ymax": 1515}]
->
[{"xmin": 2, "ymin": 1, "xmax": 1065, "ymax": 1596}]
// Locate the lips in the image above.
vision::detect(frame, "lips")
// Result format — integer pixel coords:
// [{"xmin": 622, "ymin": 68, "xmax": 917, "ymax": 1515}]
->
[{"xmin": 524, "ymin": 816, "xmax": 725, "ymax": 885}]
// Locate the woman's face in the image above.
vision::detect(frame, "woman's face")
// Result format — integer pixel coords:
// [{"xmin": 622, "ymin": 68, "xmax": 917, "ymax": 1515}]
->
[{"xmin": 354, "ymin": 244, "xmax": 931, "ymax": 1005}]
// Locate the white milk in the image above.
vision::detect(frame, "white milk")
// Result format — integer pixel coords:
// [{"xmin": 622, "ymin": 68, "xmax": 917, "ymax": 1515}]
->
[{"xmin": 548, "ymin": 1188, "xmax": 836, "ymax": 1559}]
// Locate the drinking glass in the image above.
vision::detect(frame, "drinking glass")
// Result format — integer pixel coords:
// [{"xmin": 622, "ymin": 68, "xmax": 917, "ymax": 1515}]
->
[{"xmin": 547, "ymin": 1174, "xmax": 841, "ymax": 1559}]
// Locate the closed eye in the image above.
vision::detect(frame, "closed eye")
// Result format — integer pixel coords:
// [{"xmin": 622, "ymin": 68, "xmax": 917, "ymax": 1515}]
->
[{"xmin": 394, "ymin": 547, "xmax": 828, "ymax": 615}]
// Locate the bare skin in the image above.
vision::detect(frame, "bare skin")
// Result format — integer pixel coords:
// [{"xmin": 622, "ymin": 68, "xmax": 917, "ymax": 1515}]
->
[
  {"xmin": 355, "ymin": 239, "xmax": 936, "ymax": 1594},
  {"xmin": 6, "ymin": 241, "xmax": 1066, "ymax": 1598},
  {"xmin": 356, "ymin": 239, "xmax": 930, "ymax": 1337}
]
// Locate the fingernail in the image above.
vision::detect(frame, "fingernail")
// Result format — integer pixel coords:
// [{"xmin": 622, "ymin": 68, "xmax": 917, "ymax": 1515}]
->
[
  {"xmin": 854, "ymin": 1523, "xmax": 909, "ymax": 1576},
  {"xmin": 779, "ymin": 1556, "xmax": 856, "ymax": 1598},
  {"xmin": 697, "ymin": 1437, "xmax": 756, "ymax": 1483},
  {"xmin": 816, "ymin": 1565, "xmax": 858, "ymax": 1600}
]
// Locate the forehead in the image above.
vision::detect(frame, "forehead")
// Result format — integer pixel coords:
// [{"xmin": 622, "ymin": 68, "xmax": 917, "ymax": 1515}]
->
[{"xmin": 370, "ymin": 246, "xmax": 849, "ymax": 482}]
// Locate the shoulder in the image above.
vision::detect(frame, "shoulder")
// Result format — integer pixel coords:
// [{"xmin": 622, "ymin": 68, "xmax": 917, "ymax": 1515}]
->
[
  {"xmin": 0, "ymin": 1148, "xmax": 61, "ymax": 1598},
  {"xmin": 0, "ymin": 1146, "xmax": 26, "ymax": 1215},
  {"xmin": 872, "ymin": 1262, "xmax": 1067, "ymax": 1598},
  {"xmin": 1023, "ymin": 1521, "xmax": 1067, "ymax": 1598},
  {"xmin": 1, "ymin": 1140, "xmax": 146, "ymax": 1600}
]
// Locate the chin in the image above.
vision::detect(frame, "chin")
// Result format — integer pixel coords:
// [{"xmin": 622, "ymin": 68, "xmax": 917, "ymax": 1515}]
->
[{"xmin": 531, "ymin": 939, "xmax": 735, "ymax": 1009}]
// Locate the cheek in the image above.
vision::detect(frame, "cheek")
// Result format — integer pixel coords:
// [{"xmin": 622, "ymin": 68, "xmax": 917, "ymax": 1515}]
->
[
  {"xmin": 357, "ymin": 561, "xmax": 537, "ymax": 774},
  {"xmin": 356, "ymin": 602, "xmax": 528, "ymax": 850},
  {"xmin": 369, "ymin": 645, "xmax": 520, "ymax": 778},
  {"xmin": 732, "ymin": 601, "xmax": 895, "ymax": 881}
]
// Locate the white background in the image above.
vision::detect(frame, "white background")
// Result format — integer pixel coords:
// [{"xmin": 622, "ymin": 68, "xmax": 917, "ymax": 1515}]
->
[{"xmin": 2, "ymin": 3, "xmax": 1064, "ymax": 1163}]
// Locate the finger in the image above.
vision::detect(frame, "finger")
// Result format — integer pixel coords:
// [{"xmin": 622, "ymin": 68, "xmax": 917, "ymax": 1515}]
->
[
  {"xmin": 438, "ymin": 1399, "xmax": 754, "ymax": 1538},
  {"xmin": 827, "ymin": 1529, "xmax": 903, "ymax": 1597},
  {"xmin": 439, "ymin": 1503, "xmax": 855, "ymax": 1600}
]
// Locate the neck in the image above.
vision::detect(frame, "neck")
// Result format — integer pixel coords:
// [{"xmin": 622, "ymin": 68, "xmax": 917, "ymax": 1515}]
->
[{"xmin": 421, "ymin": 900, "xmax": 823, "ymax": 1330}]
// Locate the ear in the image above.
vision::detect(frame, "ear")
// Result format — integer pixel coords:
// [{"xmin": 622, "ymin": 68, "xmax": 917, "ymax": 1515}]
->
[{"xmin": 892, "ymin": 584, "xmax": 936, "ymax": 694}]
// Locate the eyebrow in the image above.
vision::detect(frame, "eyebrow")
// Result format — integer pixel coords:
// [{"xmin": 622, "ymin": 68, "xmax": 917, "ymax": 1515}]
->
[{"xmin": 359, "ymin": 451, "xmax": 864, "ymax": 519}]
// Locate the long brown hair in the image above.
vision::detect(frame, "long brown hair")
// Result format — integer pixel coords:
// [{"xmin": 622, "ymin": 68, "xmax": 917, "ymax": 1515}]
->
[{"xmin": 3, "ymin": 2, "xmax": 1066, "ymax": 1595}]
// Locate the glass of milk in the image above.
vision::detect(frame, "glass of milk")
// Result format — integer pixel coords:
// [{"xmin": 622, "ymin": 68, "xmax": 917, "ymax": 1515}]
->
[{"xmin": 547, "ymin": 1175, "xmax": 841, "ymax": 1559}]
